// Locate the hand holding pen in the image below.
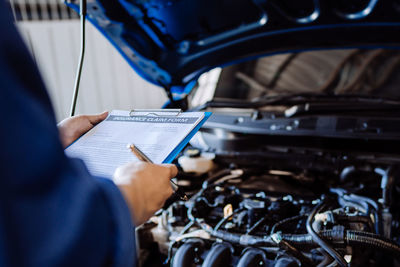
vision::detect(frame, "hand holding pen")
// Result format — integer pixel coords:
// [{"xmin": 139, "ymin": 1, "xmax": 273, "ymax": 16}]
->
[
  {"xmin": 114, "ymin": 156, "xmax": 178, "ymax": 225},
  {"xmin": 128, "ymin": 144, "xmax": 188, "ymax": 201}
]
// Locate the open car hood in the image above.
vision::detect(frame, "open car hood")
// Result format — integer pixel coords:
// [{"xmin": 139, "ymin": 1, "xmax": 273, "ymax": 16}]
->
[{"xmin": 67, "ymin": 0, "xmax": 400, "ymax": 96}]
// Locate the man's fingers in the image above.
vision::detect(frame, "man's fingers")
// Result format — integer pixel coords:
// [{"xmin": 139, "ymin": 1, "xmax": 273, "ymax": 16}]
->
[
  {"xmin": 87, "ymin": 111, "xmax": 108, "ymax": 125},
  {"xmin": 163, "ymin": 164, "xmax": 178, "ymax": 178},
  {"xmin": 164, "ymin": 185, "xmax": 174, "ymax": 198}
]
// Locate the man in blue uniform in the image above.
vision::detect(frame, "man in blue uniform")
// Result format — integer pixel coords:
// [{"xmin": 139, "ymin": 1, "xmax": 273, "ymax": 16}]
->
[{"xmin": 0, "ymin": 1, "xmax": 177, "ymax": 266}]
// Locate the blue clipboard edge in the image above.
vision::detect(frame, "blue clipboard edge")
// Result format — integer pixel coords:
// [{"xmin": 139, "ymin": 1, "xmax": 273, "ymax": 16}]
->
[{"xmin": 162, "ymin": 112, "xmax": 212, "ymax": 164}]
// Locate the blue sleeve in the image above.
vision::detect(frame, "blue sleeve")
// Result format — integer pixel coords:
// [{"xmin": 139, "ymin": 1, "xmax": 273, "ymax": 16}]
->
[{"xmin": 0, "ymin": 2, "xmax": 136, "ymax": 266}]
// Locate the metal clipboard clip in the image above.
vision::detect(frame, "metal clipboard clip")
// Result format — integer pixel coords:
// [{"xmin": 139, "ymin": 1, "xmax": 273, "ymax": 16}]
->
[{"xmin": 129, "ymin": 109, "xmax": 182, "ymax": 117}]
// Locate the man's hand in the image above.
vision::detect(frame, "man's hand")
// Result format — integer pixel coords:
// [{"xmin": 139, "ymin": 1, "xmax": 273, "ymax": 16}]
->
[
  {"xmin": 114, "ymin": 162, "xmax": 178, "ymax": 226},
  {"xmin": 58, "ymin": 111, "xmax": 108, "ymax": 148}
]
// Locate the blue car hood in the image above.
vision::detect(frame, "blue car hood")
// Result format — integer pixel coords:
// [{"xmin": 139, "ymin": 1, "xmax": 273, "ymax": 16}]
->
[{"xmin": 67, "ymin": 0, "xmax": 400, "ymax": 97}]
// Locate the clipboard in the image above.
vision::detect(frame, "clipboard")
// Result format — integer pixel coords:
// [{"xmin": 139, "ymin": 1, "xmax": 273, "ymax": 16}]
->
[
  {"xmin": 128, "ymin": 109, "xmax": 212, "ymax": 164},
  {"xmin": 65, "ymin": 109, "xmax": 212, "ymax": 178}
]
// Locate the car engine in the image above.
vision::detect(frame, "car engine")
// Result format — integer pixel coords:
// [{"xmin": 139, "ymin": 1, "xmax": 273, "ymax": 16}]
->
[
  {"xmin": 136, "ymin": 142, "xmax": 400, "ymax": 267},
  {"xmin": 133, "ymin": 47, "xmax": 400, "ymax": 266}
]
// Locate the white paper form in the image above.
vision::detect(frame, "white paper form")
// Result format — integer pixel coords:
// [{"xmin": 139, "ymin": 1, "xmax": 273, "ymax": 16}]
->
[{"xmin": 65, "ymin": 110, "xmax": 204, "ymax": 178}]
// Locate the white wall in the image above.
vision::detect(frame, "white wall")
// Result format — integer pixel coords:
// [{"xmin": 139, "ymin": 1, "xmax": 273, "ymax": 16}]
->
[{"xmin": 17, "ymin": 20, "xmax": 168, "ymax": 121}]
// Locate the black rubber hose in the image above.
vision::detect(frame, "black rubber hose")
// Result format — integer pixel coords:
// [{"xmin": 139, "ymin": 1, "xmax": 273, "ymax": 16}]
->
[
  {"xmin": 282, "ymin": 230, "xmax": 400, "ymax": 256},
  {"xmin": 281, "ymin": 234, "xmax": 314, "ymax": 245},
  {"xmin": 316, "ymin": 249, "xmax": 334, "ymax": 267},
  {"xmin": 345, "ymin": 230, "xmax": 400, "ymax": 255},
  {"xmin": 210, "ymin": 228, "xmax": 250, "ymax": 244},
  {"xmin": 196, "ymin": 197, "xmax": 219, "ymax": 208},
  {"xmin": 214, "ymin": 208, "xmax": 244, "ymax": 231},
  {"xmin": 246, "ymin": 215, "xmax": 267, "ymax": 235},
  {"xmin": 202, "ymin": 169, "xmax": 233, "ymax": 188},
  {"xmin": 306, "ymin": 201, "xmax": 348, "ymax": 267},
  {"xmin": 201, "ymin": 220, "xmax": 400, "ymax": 257},
  {"xmin": 270, "ymin": 214, "xmax": 308, "ymax": 234}
]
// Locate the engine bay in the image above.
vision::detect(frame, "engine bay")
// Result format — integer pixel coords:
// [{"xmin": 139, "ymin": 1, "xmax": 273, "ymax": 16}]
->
[
  {"xmin": 134, "ymin": 48, "xmax": 400, "ymax": 267},
  {"xmin": 136, "ymin": 144, "xmax": 400, "ymax": 267}
]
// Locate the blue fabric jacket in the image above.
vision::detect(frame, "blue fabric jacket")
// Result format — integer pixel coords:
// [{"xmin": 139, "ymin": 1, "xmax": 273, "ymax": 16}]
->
[{"xmin": 0, "ymin": 2, "xmax": 136, "ymax": 266}]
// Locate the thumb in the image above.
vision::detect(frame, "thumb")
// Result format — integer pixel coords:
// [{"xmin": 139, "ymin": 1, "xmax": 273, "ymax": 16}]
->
[
  {"xmin": 163, "ymin": 164, "xmax": 178, "ymax": 178},
  {"xmin": 87, "ymin": 111, "xmax": 109, "ymax": 125}
]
